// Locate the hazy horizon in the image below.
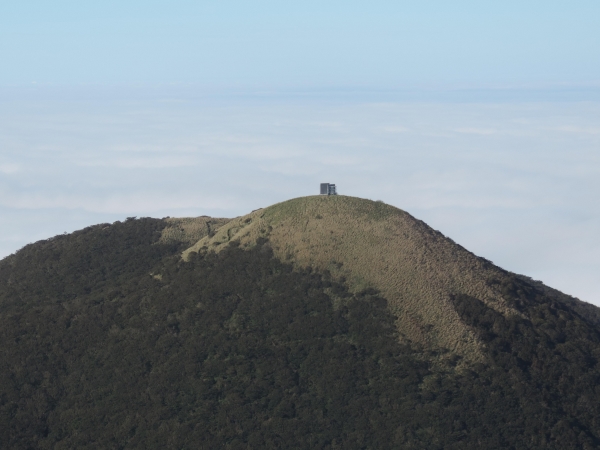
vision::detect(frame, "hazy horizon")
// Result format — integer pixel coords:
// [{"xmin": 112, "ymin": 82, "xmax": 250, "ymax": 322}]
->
[
  {"xmin": 1, "ymin": 85, "xmax": 599, "ymax": 305},
  {"xmin": 1, "ymin": 1, "xmax": 599, "ymax": 304}
]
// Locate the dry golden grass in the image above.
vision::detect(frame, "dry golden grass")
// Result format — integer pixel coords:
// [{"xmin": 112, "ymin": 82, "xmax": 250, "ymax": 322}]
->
[
  {"xmin": 159, "ymin": 216, "xmax": 231, "ymax": 246},
  {"xmin": 182, "ymin": 196, "xmax": 522, "ymax": 362}
]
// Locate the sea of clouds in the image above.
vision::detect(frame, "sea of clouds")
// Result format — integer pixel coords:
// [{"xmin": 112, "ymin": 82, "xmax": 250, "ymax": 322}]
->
[{"xmin": 1, "ymin": 86, "xmax": 598, "ymax": 304}]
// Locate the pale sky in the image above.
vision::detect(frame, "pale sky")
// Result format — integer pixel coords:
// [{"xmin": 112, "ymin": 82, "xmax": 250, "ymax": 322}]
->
[
  {"xmin": 1, "ymin": 1, "xmax": 599, "ymax": 86},
  {"xmin": 1, "ymin": 2, "xmax": 599, "ymax": 304}
]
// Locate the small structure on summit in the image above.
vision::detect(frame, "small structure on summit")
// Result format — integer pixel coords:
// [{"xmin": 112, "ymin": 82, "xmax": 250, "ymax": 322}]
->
[{"xmin": 320, "ymin": 183, "xmax": 337, "ymax": 195}]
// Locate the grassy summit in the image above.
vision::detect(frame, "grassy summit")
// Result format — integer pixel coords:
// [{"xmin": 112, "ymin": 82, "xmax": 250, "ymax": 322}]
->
[{"xmin": 183, "ymin": 196, "xmax": 523, "ymax": 361}]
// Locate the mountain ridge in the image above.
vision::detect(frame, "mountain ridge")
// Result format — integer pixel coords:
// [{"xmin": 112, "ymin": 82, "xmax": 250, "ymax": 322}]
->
[{"xmin": 1, "ymin": 197, "xmax": 600, "ymax": 448}]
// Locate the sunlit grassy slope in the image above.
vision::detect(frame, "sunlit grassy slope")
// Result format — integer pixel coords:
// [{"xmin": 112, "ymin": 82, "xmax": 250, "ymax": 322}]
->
[{"xmin": 182, "ymin": 196, "xmax": 525, "ymax": 360}]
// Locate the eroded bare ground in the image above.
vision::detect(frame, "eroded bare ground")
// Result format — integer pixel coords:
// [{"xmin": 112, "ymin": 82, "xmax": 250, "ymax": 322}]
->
[{"xmin": 159, "ymin": 216, "xmax": 231, "ymax": 246}]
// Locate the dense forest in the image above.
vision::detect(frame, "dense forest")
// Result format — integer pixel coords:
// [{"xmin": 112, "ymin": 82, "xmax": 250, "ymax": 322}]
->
[{"xmin": 1, "ymin": 217, "xmax": 600, "ymax": 449}]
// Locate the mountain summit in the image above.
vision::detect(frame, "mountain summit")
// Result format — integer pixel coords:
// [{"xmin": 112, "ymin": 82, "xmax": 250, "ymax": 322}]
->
[
  {"xmin": 182, "ymin": 196, "xmax": 596, "ymax": 361},
  {"xmin": 1, "ymin": 196, "xmax": 600, "ymax": 448}
]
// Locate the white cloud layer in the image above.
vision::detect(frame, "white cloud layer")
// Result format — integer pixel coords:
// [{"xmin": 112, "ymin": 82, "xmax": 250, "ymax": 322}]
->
[{"xmin": 1, "ymin": 87, "xmax": 599, "ymax": 305}]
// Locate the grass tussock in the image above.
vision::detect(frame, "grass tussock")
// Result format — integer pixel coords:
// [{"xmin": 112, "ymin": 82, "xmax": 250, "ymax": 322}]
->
[{"xmin": 183, "ymin": 196, "xmax": 524, "ymax": 361}]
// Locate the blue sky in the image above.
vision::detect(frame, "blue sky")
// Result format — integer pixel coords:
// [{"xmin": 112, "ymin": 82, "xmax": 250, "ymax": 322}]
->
[
  {"xmin": 0, "ymin": 2, "xmax": 599, "ymax": 304},
  {"xmin": 2, "ymin": 1, "xmax": 599, "ymax": 86}
]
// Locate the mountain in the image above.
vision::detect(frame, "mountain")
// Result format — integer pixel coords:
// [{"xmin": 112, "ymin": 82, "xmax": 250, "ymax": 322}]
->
[{"xmin": 1, "ymin": 196, "xmax": 600, "ymax": 449}]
